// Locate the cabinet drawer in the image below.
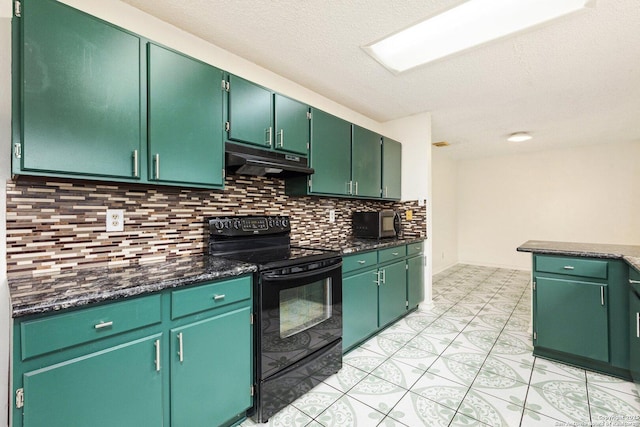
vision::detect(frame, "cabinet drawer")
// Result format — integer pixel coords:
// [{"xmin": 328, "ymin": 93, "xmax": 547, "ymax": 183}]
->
[
  {"xmin": 171, "ymin": 275, "xmax": 251, "ymax": 319},
  {"xmin": 407, "ymin": 242, "xmax": 423, "ymax": 257},
  {"xmin": 535, "ymin": 255, "xmax": 608, "ymax": 279},
  {"xmin": 378, "ymin": 245, "xmax": 407, "ymax": 264},
  {"xmin": 343, "ymin": 251, "xmax": 378, "ymax": 274},
  {"xmin": 20, "ymin": 294, "xmax": 162, "ymax": 360}
]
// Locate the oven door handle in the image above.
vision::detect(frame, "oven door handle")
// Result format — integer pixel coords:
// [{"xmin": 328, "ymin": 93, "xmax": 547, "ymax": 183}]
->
[{"xmin": 262, "ymin": 262, "xmax": 342, "ymax": 281}]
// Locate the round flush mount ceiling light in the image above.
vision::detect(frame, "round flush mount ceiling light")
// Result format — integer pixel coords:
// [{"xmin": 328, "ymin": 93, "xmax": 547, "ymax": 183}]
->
[{"xmin": 507, "ymin": 132, "xmax": 532, "ymax": 142}]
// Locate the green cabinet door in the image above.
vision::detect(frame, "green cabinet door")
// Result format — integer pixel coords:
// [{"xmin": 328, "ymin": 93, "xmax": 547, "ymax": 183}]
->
[
  {"xmin": 352, "ymin": 125, "xmax": 382, "ymax": 198},
  {"xmin": 630, "ymin": 268, "xmax": 640, "ymax": 382},
  {"xmin": 227, "ymin": 75, "xmax": 273, "ymax": 148},
  {"xmin": 170, "ymin": 306, "xmax": 252, "ymax": 426},
  {"xmin": 309, "ymin": 109, "xmax": 352, "ymax": 195},
  {"xmin": 535, "ymin": 277, "xmax": 609, "ymax": 362},
  {"xmin": 148, "ymin": 44, "xmax": 224, "ymax": 187},
  {"xmin": 21, "ymin": 334, "xmax": 163, "ymax": 427},
  {"xmin": 382, "ymin": 137, "xmax": 402, "ymax": 200},
  {"xmin": 19, "ymin": 0, "xmax": 141, "ymax": 179},
  {"xmin": 407, "ymin": 255, "xmax": 424, "ymax": 310},
  {"xmin": 343, "ymin": 269, "xmax": 379, "ymax": 351},
  {"xmin": 378, "ymin": 261, "xmax": 408, "ymax": 328},
  {"xmin": 274, "ymin": 94, "xmax": 309, "ymax": 155}
]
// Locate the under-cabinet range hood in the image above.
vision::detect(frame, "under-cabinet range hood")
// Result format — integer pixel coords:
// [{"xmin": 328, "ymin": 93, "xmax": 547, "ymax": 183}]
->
[{"xmin": 225, "ymin": 142, "xmax": 314, "ymax": 178}]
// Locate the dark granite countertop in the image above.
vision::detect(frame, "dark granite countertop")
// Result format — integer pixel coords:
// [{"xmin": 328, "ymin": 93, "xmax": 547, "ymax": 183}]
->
[
  {"xmin": 517, "ymin": 240, "xmax": 640, "ymax": 272},
  {"xmin": 8, "ymin": 236, "xmax": 426, "ymax": 318},
  {"xmin": 8, "ymin": 255, "xmax": 257, "ymax": 318},
  {"xmin": 326, "ymin": 236, "xmax": 425, "ymax": 255}
]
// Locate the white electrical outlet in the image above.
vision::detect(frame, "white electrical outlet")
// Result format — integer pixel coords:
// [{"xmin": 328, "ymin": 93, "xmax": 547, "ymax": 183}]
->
[
  {"xmin": 329, "ymin": 209, "xmax": 336, "ymax": 223},
  {"xmin": 106, "ymin": 209, "xmax": 124, "ymax": 232}
]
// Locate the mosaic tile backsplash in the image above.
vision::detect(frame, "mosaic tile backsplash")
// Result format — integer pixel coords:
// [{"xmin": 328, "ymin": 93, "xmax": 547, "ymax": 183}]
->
[{"xmin": 6, "ymin": 175, "xmax": 426, "ymax": 276}]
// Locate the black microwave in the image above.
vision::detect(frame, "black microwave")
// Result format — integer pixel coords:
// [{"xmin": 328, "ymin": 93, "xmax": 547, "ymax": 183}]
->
[{"xmin": 352, "ymin": 210, "xmax": 401, "ymax": 239}]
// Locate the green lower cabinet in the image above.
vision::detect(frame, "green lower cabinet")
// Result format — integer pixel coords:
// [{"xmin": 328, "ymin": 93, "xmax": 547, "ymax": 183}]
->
[
  {"xmin": 630, "ymin": 267, "xmax": 640, "ymax": 382},
  {"xmin": 378, "ymin": 260, "xmax": 408, "ymax": 328},
  {"xmin": 534, "ymin": 277, "xmax": 609, "ymax": 362},
  {"xmin": 342, "ymin": 268, "xmax": 379, "ymax": 351},
  {"xmin": 22, "ymin": 334, "xmax": 164, "ymax": 427},
  {"xmin": 170, "ymin": 306, "xmax": 252, "ymax": 426},
  {"xmin": 407, "ymin": 255, "xmax": 424, "ymax": 310}
]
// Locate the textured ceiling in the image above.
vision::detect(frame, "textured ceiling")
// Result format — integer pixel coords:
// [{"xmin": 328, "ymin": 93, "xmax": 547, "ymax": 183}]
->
[{"xmin": 121, "ymin": 0, "xmax": 640, "ymax": 159}]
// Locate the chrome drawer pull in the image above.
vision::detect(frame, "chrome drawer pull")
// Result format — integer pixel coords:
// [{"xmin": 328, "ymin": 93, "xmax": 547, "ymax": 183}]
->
[
  {"xmin": 392, "ymin": 252, "xmax": 399, "ymax": 256},
  {"xmin": 636, "ymin": 313, "xmax": 639, "ymax": 338},
  {"xmin": 600, "ymin": 286, "xmax": 605, "ymax": 306},
  {"xmin": 94, "ymin": 321, "xmax": 113, "ymax": 330},
  {"xmin": 358, "ymin": 260, "xmax": 366, "ymax": 264},
  {"xmin": 213, "ymin": 294, "xmax": 225, "ymax": 301},
  {"xmin": 563, "ymin": 266, "xmax": 575, "ymax": 270},
  {"xmin": 178, "ymin": 332, "xmax": 184, "ymax": 363},
  {"xmin": 630, "ymin": 279, "xmax": 640, "ymax": 285},
  {"xmin": 154, "ymin": 339, "xmax": 161, "ymax": 372}
]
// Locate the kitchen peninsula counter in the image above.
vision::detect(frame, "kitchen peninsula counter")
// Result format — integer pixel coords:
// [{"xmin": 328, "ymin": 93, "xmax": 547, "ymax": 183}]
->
[
  {"xmin": 7, "ymin": 256, "xmax": 257, "ymax": 318},
  {"xmin": 517, "ymin": 240, "xmax": 640, "ymax": 271}
]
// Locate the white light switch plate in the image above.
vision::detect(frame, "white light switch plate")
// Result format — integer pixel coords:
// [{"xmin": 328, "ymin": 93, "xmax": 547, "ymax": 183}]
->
[{"xmin": 106, "ymin": 209, "xmax": 124, "ymax": 232}]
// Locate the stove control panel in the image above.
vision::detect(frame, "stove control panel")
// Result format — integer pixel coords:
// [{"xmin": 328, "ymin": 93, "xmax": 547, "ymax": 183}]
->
[{"xmin": 207, "ymin": 216, "xmax": 290, "ymax": 236}]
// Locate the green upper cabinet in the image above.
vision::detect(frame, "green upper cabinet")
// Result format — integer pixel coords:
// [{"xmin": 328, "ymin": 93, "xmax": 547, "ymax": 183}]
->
[
  {"xmin": 226, "ymin": 75, "xmax": 273, "ymax": 149},
  {"xmin": 226, "ymin": 76, "xmax": 309, "ymax": 155},
  {"xmin": 17, "ymin": 0, "xmax": 142, "ymax": 179},
  {"xmin": 352, "ymin": 125, "xmax": 382, "ymax": 198},
  {"xmin": 382, "ymin": 137, "xmax": 402, "ymax": 200},
  {"xmin": 147, "ymin": 43, "xmax": 224, "ymax": 187},
  {"xmin": 273, "ymin": 94, "xmax": 309, "ymax": 155},
  {"xmin": 307, "ymin": 108, "xmax": 352, "ymax": 195}
]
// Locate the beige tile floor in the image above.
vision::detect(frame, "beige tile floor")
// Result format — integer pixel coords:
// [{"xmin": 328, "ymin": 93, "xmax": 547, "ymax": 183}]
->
[{"xmin": 243, "ymin": 264, "xmax": 640, "ymax": 426}]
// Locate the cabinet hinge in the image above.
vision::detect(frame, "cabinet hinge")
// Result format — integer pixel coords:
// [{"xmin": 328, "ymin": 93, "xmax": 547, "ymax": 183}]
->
[
  {"xmin": 405, "ymin": 300, "xmax": 409, "ymax": 308},
  {"xmin": 307, "ymin": 142, "xmax": 310, "ymax": 150},
  {"xmin": 532, "ymin": 281, "xmax": 536, "ymax": 290},
  {"xmin": 225, "ymin": 121, "xmax": 230, "ymax": 132},
  {"xmin": 307, "ymin": 111, "xmax": 312, "ymax": 120},
  {"xmin": 250, "ymin": 385, "xmax": 255, "ymax": 396},
  {"xmin": 405, "ymin": 264, "xmax": 409, "ymax": 270},
  {"xmin": 14, "ymin": 1, "xmax": 21, "ymax": 17},
  {"xmin": 250, "ymin": 313, "xmax": 254, "ymax": 325},
  {"xmin": 15, "ymin": 388, "xmax": 24, "ymax": 409},
  {"xmin": 308, "ymin": 177, "xmax": 312, "ymax": 191},
  {"xmin": 13, "ymin": 143, "xmax": 21, "ymax": 159},
  {"xmin": 221, "ymin": 80, "xmax": 229, "ymax": 92},
  {"xmin": 533, "ymin": 331, "xmax": 537, "ymax": 340},
  {"xmin": 222, "ymin": 168, "xmax": 226, "ymax": 179}
]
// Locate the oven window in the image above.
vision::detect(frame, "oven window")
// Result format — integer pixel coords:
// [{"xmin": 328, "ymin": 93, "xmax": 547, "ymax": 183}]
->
[{"xmin": 279, "ymin": 278, "xmax": 332, "ymax": 338}]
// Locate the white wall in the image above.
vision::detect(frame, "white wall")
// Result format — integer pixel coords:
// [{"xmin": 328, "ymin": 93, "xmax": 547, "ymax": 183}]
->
[
  {"xmin": 1, "ymin": 1, "xmax": 11, "ymax": 424},
  {"xmin": 431, "ymin": 148, "xmax": 458, "ymax": 274},
  {"xmin": 457, "ymin": 141, "xmax": 640, "ymax": 270},
  {"xmin": 383, "ymin": 113, "xmax": 433, "ymax": 304}
]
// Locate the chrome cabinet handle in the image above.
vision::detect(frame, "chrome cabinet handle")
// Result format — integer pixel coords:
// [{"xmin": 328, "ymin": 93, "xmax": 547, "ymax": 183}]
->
[
  {"xmin": 265, "ymin": 127, "xmax": 273, "ymax": 147},
  {"xmin": 563, "ymin": 266, "xmax": 574, "ymax": 270},
  {"xmin": 392, "ymin": 252, "xmax": 399, "ymax": 256},
  {"xmin": 178, "ymin": 332, "xmax": 184, "ymax": 363},
  {"xmin": 358, "ymin": 260, "xmax": 366, "ymax": 264},
  {"xmin": 213, "ymin": 294, "xmax": 225, "ymax": 301},
  {"xmin": 385, "ymin": 186, "xmax": 388, "ymax": 198},
  {"xmin": 132, "ymin": 150, "xmax": 139, "ymax": 178},
  {"xmin": 630, "ymin": 279, "xmax": 640, "ymax": 285},
  {"xmin": 600, "ymin": 286, "xmax": 605, "ymax": 306},
  {"xmin": 347, "ymin": 181, "xmax": 353, "ymax": 195},
  {"xmin": 373, "ymin": 271, "xmax": 381, "ymax": 285},
  {"xmin": 154, "ymin": 339, "xmax": 161, "ymax": 372},
  {"xmin": 636, "ymin": 313, "xmax": 639, "ymax": 338},
  {"xmin": 154, "ymin": 154, "xmax": 160, "ymax": 179},
  {"xmin": 276, "ymin": 129, "xmax": 284, "ymax": 148},
  {"xmin": 381, "ymin": 269, "xmax": 386, "ymax": 284},
  {"xmin": 354, "ymin": 181, "xmax": 358, "ymax": 195},
  {"xmin": 94, "ymin": 321, "xmax": 113, "ymax": 330}
]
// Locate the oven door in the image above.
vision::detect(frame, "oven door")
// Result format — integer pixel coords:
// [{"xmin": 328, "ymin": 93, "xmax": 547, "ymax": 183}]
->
[{"xmin": 258, "ymin": 258, "xmax": 342, "ymax": 379}]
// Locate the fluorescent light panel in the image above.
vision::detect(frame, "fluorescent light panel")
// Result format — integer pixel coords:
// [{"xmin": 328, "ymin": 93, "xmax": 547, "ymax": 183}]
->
[{"xmin": 363, "ymin": 0, "xmax": 593, "ymax": 73}]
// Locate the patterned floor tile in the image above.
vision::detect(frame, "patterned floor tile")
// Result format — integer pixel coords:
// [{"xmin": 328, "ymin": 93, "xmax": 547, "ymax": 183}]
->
[
  {"xmin": 411, "ymin": 371, "xmax": 469, "ymax": 411},
  {"xmin": 314, "ymin": 394, "xmax": 385, "ymax": 427},
  {"xmin": 386, "ymin": 390, "xmax": 457, "ymax": 427},
  {"xmin": 586, "ymin": 371, "xmax": 640, "ymax": 398},
  {"xmin": 347, "ymin": 374, "xmax": 408, "ymax": 415},
  {"xmin": 525, "ymin": 380, "xmax": 591, "ymax": 423},
  {"xmin": 470, "ymin": 369, "xmax": 529, "ymax": 407},
  {"xmin": 376, "ymin": 415, "xmax": 411, "ymax": 427},
  {"xmin": 443, "ymin": 336, "xmax": 492, "ymax": 358},
  {"xmin": 290, "ymin": 382, "xmax": 343, "ymax": 418},
  {"xmin": 321, "ymin": 363, "xmax": 367, "ymax": 393},
  {"xmin": 519, "ymin": 409, "xmax": 564, "ymax": 426},
  {"xmin": 375, "ymin": 329, "xmax": 418, "ymax": 346},
  {"xmin": 343, "ymin": 348, "xmax": 388, "ymax": 374},
  {"xmin": 242, "ymin": 405, "xmax": 314, "ymax": 427},
  {"xmin": 358, "ymin": 335, "xmax": 404, "ymax": 358},
  {"xmin": 383, "ymin": 343, "xmax": 438, "ymax": 371},
  {"xmin": 449, "ymin": 412, "xmax": 490, "ymax": 426},
  {"xmin": 481, "ymin": 354, "xmax": 533, "ymax": 384},
  {"xmin": 371, "ymin": 358, "xmax": 426, "ymax": 390},
  {"xmin": 427, "ymin": 356, "xmax": 481, "ymax": 387},
  {"xmin": 405, "ymin": 333, "xmax": 454, "ymax": 355},
  {"xmin": 457, "ymin": 389, "xmax": 525, "ymax": 426},
  {"xmin": 531, "ymin": 358, "xmax": 586, "ymax": 382},
  {"xmin": 587, "ymin": 383, "xmax": 640, "ymax": 416}
]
